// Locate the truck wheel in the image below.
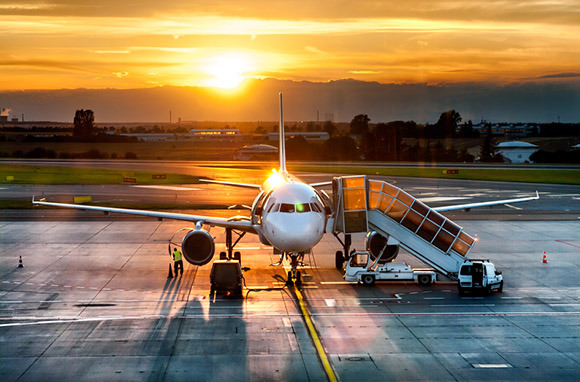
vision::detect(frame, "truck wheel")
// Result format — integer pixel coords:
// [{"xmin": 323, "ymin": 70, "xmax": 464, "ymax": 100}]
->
[
  {"xmin": 486, "ymin": 285, "xmax": 492, "ymax": 295},
  {"xmin": 362, "ymin": 274, "xmax": 375, "ymax": 286},
  {"xmin": 458, "ymin": 285, "xmax": 465, "ymax": 296},
  {"xmin": 498, "ymin": 281, "xmax": 504, "ymax": 293},
  {"xmin": 335, "ymin": 251, "xmax": 344, "ymax": 269},
  {"xmin": 418, "ymin": 274, "xmax": 431, "ymax": 286}
]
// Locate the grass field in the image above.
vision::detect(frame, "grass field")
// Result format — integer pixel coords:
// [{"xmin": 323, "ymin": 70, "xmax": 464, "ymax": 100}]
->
[
  {"xmin": 0, "ymin": 164, "xmax": 200, "ymax": 185},
  {"xmin": 1, "ymin": 163, "xmax": 579, "ymax": 186},
  {"xmin": 292, "ymin": 165, "xmax": 580, "ymax": 185}
]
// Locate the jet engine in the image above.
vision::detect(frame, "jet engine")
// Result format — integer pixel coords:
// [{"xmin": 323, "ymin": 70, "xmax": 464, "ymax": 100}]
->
[
  {"xmin": 181, "ymin": 228, "xmax": 215, "ymax": 266},
  {"xmin": 365, "ymin": 231, "xmax": 399, "ymax": 263}
]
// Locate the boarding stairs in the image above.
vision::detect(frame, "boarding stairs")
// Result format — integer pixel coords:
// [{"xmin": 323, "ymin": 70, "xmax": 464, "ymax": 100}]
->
[{"xmin": 332, "ymin": 176, "xmax": 476, "ymax": 280}]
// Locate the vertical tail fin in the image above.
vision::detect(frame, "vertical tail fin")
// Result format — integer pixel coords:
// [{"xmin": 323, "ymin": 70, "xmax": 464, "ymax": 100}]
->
[{"xmin": 278, "ymin": 92, "xmax": 287, "ymax": 176}]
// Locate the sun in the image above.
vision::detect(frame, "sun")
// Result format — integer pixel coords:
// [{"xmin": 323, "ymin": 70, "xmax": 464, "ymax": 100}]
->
[{"xmin": 204, "ymin": 53, "xmax": 252, "ymax": 89}]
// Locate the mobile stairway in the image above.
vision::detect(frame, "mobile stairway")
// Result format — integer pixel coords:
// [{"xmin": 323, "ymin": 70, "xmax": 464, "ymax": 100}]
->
[{"xmin": 332, "ymin": 176, "xmax": 476, "ymax": 280}]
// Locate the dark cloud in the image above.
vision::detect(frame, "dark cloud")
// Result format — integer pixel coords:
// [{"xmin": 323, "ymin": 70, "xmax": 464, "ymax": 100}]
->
[
  {"xmin": 1, "ymin": 78, "xmax": 578, "ymax": 123},
  {"xmin": 535, "ymin": 73, "xmax": 580, "ymax": 80}
]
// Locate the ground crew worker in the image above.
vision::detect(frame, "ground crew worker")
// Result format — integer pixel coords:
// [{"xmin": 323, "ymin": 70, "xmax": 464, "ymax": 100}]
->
[{"xmin": 172, "ymin": 248, "xmax": 183, "ymax": 276}]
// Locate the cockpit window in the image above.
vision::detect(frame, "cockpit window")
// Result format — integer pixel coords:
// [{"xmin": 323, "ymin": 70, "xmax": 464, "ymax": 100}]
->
[
  {"xmin": 296, "ymin": 203, "xmax": 311, "ymax": 213},
  {"xmin": 310, "ymin": 203, "xmax": 322, "ymax": 212},
  {"xmin": 280, "ymin": 203, "xmax": 295, "ymax": 213}
]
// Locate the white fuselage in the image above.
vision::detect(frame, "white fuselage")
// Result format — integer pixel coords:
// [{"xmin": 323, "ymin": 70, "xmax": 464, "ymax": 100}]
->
[{"xmin": 256, "ymin": 182, "xmax": 326, "ymax": 253}]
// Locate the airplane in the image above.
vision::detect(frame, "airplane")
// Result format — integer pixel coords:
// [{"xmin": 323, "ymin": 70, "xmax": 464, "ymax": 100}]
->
[{"xmin": 33, "ymin": 93, "xmax": 539, "ymax": 285}]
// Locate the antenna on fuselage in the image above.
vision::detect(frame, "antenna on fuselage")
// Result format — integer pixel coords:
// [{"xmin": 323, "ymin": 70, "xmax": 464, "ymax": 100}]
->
[{"xmin": 278, "ymin": 92, "xmax": 288, "ymax": 177}]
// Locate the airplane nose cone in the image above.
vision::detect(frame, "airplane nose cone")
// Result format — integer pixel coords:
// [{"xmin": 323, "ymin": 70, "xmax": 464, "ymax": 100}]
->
[{"xmin": 264, "ymin": 214, "xmax": 325, "ymax": 252}]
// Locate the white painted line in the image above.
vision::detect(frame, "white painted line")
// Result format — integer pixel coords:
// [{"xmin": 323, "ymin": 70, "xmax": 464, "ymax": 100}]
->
[
  {"xmin": 504, "ymin": 204, "xmax": 522, "ymax": 210},
  {"xmin": 424, "ymin": 297, "xmax": 444, "ymax": 300},
  {"xmin": 0, "ymin": 301, "xmax": 23, "ymax": 304},
  {"xmin": 549, "ymin": 303, "xmax": 580, "ymax": 307},
  {"xmin": 432, "ymin": 304, "xmax": 495, "ymax": 307},
  {"xmin": 301, "ymin": 286, "xmax": 319, "ymax": 289},
  {"xmin": 325, "ymin": 299, "xmax": 337, "ymax": 307},
  {"xmin": 282, "ymin": 317, "xmax": 292, "ymax": 327},
  {"xmin": 419, "ymin": 196, "xmax": 469, "ymax": 203},
  {"xmin": 132, "ymin": 185, "xmax": 202, "ymax": 191},
  {"xmin": 319, "ymin": 281, "xmax": 356, "ymax": 285},
  {"xmin": 246, "ymin": 286, "xmax": 269, "ymax": 289},
  {"xmin": 473, "ymin": 364, "xmax": 512, "ymax": 369},
  {"xmin": 501, "ymin": 297, "xmax": 523, "ymax": 299}
]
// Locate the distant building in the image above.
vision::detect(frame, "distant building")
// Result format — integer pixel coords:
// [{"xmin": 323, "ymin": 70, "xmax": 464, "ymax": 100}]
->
[
  {"xmin": 121, "ymin": 133, "xmax": 175, "ymax": 142},
  {"xmin": 265, "ymin": 131, "xmax": 330, "ymax": 141},
  {"xmin": 497, "ymin": 141, "xmax": 539, "ymax": 163},
  {"xmin": 470, "ymin": 123, "xmax": 539, "ymax": 138},
  {"xmin": 120, "ymin": 128, "xmax": 242, "ymax": 142},
  {"xmin": 234, "ymin": 144, "xmax": 278, "ymax": 160},
  {"xmin": 189, "ymin": 128, "xmax": 240, "ymax": 139}
]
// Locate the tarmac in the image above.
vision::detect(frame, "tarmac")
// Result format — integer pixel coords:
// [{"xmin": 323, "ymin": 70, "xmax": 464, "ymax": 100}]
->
[
  {"xmin": 1, "ymin": 217, "xmax": 580, "ymax": 381},
  {"xmin": 1, "ymin": 167, "xmax": 580, "ymax": 381}
]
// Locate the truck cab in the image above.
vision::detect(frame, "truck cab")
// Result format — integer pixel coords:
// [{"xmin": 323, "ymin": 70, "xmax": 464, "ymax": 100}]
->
[{"xmin": 458, "ymin": 259, "xmax": 503, "ymax": 295}]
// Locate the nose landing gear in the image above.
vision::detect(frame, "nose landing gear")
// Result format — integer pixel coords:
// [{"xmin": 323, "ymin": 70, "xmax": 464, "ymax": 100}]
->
[{"xmin": 285, "ymin": 252, "xmax": 304, "ymax": 286}]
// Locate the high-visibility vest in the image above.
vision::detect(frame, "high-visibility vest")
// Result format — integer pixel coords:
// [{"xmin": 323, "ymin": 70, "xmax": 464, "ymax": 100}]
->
[{"xmin": 173, "ymin": 250, "xmax": 182, "ymax": 262}]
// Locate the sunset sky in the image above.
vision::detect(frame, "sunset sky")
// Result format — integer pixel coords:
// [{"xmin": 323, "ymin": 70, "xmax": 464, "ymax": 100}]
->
[{"xmin": 1, "ymin": 1, "xmax": 580, "ymax": 90}]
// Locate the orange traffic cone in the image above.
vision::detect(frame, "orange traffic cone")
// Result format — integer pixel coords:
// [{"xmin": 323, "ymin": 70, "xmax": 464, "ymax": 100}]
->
[
  {"xmin": 542, "ymin": 251, "xmax": 548, "ymax": 264},
  {"xmin": 18, "ymin": 256, "xmax": 23, "ymax": 268},
  {"xmin": 167, "ymin": 263, "xmax": 174, "ymax": 278}
]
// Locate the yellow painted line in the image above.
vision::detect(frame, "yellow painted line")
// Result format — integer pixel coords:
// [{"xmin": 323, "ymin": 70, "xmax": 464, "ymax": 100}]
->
[{"xmin": 294, "ymin": 286, "xmax": 337, "ymax": 382}]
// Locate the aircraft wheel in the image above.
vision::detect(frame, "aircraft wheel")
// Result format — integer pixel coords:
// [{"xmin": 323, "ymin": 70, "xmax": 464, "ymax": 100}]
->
[
  {"xmin": 295, "ymin": 271, "xmax": 302, "ymax": 286},
  {"xmin": 286, "ymin": 271, "xmax": 294, "ymax": 286},
  {"xmin": 362, "ymin": 274, "xmax": 375, "ymax": 286},
  {"xmin": 335, "ymin": 251, "xmax": 344, "ymax": 269},
  {"xmin": 418, "ymin": 274, "xmax": 431, "ymax": 286}
]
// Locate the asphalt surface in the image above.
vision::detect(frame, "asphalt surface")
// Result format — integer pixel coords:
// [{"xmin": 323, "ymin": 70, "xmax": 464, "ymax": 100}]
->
[{"xmin": 1, "ymin": 162, "xmax": 580, "ymax": 381}]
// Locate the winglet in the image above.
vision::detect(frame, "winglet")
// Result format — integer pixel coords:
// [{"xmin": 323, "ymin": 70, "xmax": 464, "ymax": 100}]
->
[{"xmin": 278, "ymin": 92, "xmax": 287, "ymax": 177}]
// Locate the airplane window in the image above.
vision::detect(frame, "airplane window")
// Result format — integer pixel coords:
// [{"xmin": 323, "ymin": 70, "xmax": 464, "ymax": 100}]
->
[
  {"xmin": 271, "ymin": 203, "xmax": 280, "ymax": 212},
  {"xmin": 280, "ymin": 203, "xmax": 295, "ymax": 213},
  {"xmin": 296, "ymin": 203, "xmax": 311, "ymax": 213},
  {"xmin": 310, "ymin": 203, "xmax": 322, "ymax": 212},
  {"xmin": 267, "ymin": 203, "xmax": 276, "ymax": 213}
]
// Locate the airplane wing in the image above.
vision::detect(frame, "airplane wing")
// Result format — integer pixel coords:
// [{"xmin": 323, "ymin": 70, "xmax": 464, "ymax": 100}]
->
[
  {"xmin": 432, "ymin": 191, "xmax": 539, "ymax": 212},
  {"xmin": 200, "ymin": 179, "xmax": 261, "ymax": 189},
  {"xmin": 308, "ymin": 181, "xmax": 333, "ymax": 188},
  {"xmin": 32, "ymin": 198, "xmax": 256, "ymax": 233}
]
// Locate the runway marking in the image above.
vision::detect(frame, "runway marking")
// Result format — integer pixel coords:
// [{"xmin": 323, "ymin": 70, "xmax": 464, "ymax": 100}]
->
[
  {"xmin": 424, "ymin": 297, "xmax": 444, "ymax": 300},
  {"xmin": 549, "ymin": 303, "xmax": 580, "ymax": 307},
  {"xmin": 504, "ymin": 204, "xmax": 522, "ymax": 210},
  {"xmin": 293, "ymin": 286, "xmax": 337, "ymax": 382},
  {"xmin": 131, "ymin": 185, "xmax": 202, "ymax": 191},
  {"xmin": 4, "ymin": 311, "xmax": 580, "ymax": 328},
  {"xmin": 473, "ymin": 364, "xmax": 512, "ymax": 369},
  {"xmin": 432, "ymin": 304, "xmax": 495, "ymax": 307},
  {"xmin": 320, "ymin": 281, "xmax": 356, "ymax": 285},
  {"xmin": 556, "ymin": 240, "xmax": 580, "ymax": 249},
  {"xmin": 418, "ymin": 196, "xmax": 469, "ymax": 203},
  {"xmin": 501, "ymin": 297, "xmax": 523, "ymax": 299},
  {"xmin": 325, "ymin": 299, "xmax": 337, "ymax": 307}
]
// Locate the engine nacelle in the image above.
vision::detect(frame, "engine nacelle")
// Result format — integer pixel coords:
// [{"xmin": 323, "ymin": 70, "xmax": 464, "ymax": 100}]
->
[
  {"xmin": 365, "ymin": 231, "xmax": 399, "ymax": 263},
  {"xmin": 181, "ymin": 229, "xmax": 215, "ymax": 266}
]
